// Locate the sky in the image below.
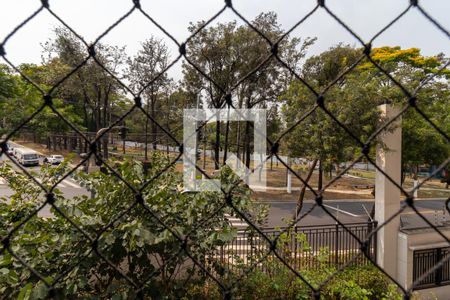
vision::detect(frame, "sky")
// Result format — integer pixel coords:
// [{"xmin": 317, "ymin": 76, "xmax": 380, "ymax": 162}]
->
[{"xmin": 0, "ymin": 0, "xmax": 449, "ymax": 81}]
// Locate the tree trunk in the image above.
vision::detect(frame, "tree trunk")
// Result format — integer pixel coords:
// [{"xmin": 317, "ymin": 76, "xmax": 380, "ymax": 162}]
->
[
  {"xmin": 413, "ymin": 164, "xmax": 419, "ymax": 181},
  {"xmin": 368, "ymin": 189, "xmax": 376, "ymax": 231},
  {"xmin": 151, "ymin": 94, "xmax": 157, "ymax": 151},
  {"xmin": 318, "ymin": 159, "xmax": 323, "ymax": 191},
  {"xmin": 401, "ymin": 163, "xmax": 406, "ymax": 185},
  {"xmin": 95, "ymin": 104, "xmax": 102, "ymax": 156},
  {"xmin": 236, "ymin": 121, "xmax": 241, "ymax": 162},
  {"xmin": 244, "ymin": 96, "xmax": 252, "ymax": 169},
  {"xmin": 83, "ymin": 101, "xmax": 89, "ymax": 132},
  {"xmin": 83, "ymin": 138, "xmax": 88, "ymax": 153},
  {"xmin": 244, "ymin": 121, "xmax": 251, "ymax": 169},
  {"xmin": 223, "ymin": 120, "xmax": 230, "ymax": 165},
  {"xmin": 102, "ymin": 94, "xmax": 109, "ymax": 159},
  {"xmin": 203, "ymin": 134, "xmax": 206, "ymax": 170},
  {"xmin": 235, "ymin": 94, "xmax": 244, "ymax": 163},
  {"xmin": 214, "ymin": 120, "xmax": 220, "ymax": 170},
  {"xmin": 144, "ymin": 97, "xmax": 150, "ymax": 161},
  {"xmin": 293, "ymin": 159, "xmax": 318, "ymax": 220}
]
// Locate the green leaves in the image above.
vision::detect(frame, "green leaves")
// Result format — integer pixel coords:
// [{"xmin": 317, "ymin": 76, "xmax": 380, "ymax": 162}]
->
[
  {"xmin": 0, "ymin": 153, "xmax": 256, "ymax": 297},
  {"xmin": 31, "ymin": 282, "xmax": 49, "ymax": 300},
  {"xmin": 17, "ymin": 283, "xmax": 33, "ymax": 300},
  {"xmin": 0, "ymin": 268, "xmax": 9, "ymax": 275},
  {"xmin": 282, "ymin": 44, "xmax": 449, "ymax": 174}
]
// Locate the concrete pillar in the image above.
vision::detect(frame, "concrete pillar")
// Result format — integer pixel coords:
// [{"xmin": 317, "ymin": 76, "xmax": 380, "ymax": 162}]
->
[
  {"xmin": 375, "ymin": 104, "xmax": 402, "ymax": 280},
  {"xmin": 396, "ymin": 232, "xmax": 412, "ymax": 289},
  {"xmin": 413, "ymin": 180, "xmax": 419, "ymax": 198},
  {"xmin": 287, "ymin": 171, "xmax": 292, "ymax": 193}
]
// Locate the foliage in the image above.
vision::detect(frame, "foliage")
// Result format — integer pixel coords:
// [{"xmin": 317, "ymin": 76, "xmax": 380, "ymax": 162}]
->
[
  {"xmin": 359, "ymin": 46, "xmax": 449, "ymax": 172},
  {"xmin": 281, "ymin": 44, "xmax": 381, "ymax": 170},
  {"xmin": 0, "ymin": 64, "xmax": 16, "ymax": 100},
  {"xmin": 281, "ymin": 44, "xmax": 449, "ymax": 174},
  {"xmin": 183, "ymin": 12, "xmax": 315, "ymax": 168},
  {"xmin": 0, "ymin": 63, "xmax": 83, "ymax": 137},
  {"xmin": 184, "ymin": 228, "xmax": 405, "ymax": 300},
  {"xmin": 0, "ymin": 153, "xmax": 258, "ymax": 299},
  {"xmin": 358, "ymin": 47, "xmax": 447, "ymax": 76},
  {"xmin": 42, "ymin": 27, "xmax": 127, "ymax": 133},
  {"xmin": 125, "ymin": 36, "xmax": 174, "ymax": 153},
  {"xmin": 0, "ymin": 154, "xmax": 409, "ymax": 299}
]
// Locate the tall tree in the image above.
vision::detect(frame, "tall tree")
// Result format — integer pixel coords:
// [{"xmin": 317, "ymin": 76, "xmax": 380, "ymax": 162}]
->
[
  {"xmin": 359, "ymin": 46, "xmax": 450, "ymax": 179},
  {"xmin": 126, "ymin": 37, "xmax": 171, "ymax": 161},
  {"xmin": 183, "ymin": 12, "xmax": 314, "ymax": 169},
  {"xmin": 42, "ymin": 27, "xmax": 126, "ymax": 157},
  {"xmin": 282, "ymin": 45, "xmax": 381, "ymax": 219},
  {"xmin": 0, "ymin": 64, "xmax": 19, "ymax": 135},
  {"xmin": 283, "ymin": 45, "xmax": 379, "ymax": 184},
  {"xmin": 0, "ymin": 63, "xmax": 82, "ymax": 140}
]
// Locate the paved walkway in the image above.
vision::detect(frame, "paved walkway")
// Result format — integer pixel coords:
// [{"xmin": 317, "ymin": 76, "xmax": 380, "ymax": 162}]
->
[{"xmin": 252, "ymin": 185, "xmax": 372, "ymax": 195}]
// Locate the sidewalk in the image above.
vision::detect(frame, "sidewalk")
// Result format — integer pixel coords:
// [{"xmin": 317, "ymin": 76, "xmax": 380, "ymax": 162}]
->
[{"xmin": 252, "ymin": 185, "xmax": 373, "ymax": 195}]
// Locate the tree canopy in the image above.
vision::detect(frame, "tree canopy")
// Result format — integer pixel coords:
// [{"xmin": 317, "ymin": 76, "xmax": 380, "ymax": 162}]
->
[{"xmin": 280, "ymin": 44, "xmax": 449, "ymax": 188}]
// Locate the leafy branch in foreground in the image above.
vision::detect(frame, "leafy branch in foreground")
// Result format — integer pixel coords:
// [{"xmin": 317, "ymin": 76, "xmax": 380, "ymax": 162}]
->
[{"xmin": 0, "ymin": 153, "xmax": 257, "ymax": 299}]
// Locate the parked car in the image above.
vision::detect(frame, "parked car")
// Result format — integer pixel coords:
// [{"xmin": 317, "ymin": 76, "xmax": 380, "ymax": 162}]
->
[
  {"xmin": 13, "ymin": 148, "xmax": 20, "ymax": 158},
  {"xmin": 44, "ymin": 155, "xmax": 64, "ymax": 165},
  {"xmin": 15, "ymin": 148, "xmax": 39, "ymax": 166},
  {"xmin": 6, "ymin": 144, "xmax": 14, "ymax": 156}
]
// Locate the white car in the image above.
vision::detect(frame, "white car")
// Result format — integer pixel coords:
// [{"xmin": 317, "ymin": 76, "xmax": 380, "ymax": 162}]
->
[
  {"xmin": 44, "ymin": 155, "xmax": 64, "ymax": 165},
  {"xmin": 6, "ymin": 144, "xmax": 14, "ymax": 156}
]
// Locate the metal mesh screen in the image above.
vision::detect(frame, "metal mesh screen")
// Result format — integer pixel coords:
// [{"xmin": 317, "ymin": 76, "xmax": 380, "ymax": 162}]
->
[{"xmin": 0, "ymin": 0, "xmax": 449, "ymax": 299}]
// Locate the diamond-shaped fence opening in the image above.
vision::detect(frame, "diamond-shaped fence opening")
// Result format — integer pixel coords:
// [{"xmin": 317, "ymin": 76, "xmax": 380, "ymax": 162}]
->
[{"xmin": 0, "ymin": 0, "xmax": 449, "ymax": 299}]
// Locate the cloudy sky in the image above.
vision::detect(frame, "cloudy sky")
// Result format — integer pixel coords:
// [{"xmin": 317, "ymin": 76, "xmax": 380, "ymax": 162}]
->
[{"xmin": 0, "ymin": 0, "xmax": 449, "ymax": 80}]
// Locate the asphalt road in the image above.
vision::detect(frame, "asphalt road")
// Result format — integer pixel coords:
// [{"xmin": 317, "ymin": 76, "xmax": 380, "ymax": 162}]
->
[
  {"xmin": 1, "ymin": 147, "xmax": 448, "ymax": 228},
  {"xmin": 264, "ymin": 198, "xmax": 449, "ymax": 229},
  {"xmin": 0, "ymin": 150, "xmax": 90, "ymax": 217},
  {"xmin": 264, "ymin": 200, "xmax": 371, "ymax": 227}
]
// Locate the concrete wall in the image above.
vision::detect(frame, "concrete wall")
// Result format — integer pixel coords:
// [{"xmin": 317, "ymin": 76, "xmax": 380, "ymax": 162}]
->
[{"xmin": 397, "ymin": 229, "xmax": 450, "ymax": 299}]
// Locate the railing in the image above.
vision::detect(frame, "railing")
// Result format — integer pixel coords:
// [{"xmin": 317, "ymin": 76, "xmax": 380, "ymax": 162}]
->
[
  {"xmin": 215, "ymin": 222, "xmax": 377, "ymax": 274},
  {"xmin": 413, "ymin": 247, "xmax": 450, "ymax": 289}
]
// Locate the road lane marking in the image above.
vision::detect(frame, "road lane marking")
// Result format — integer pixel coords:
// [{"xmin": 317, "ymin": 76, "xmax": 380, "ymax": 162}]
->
[
  {"xmin": 62, "ymin": 179, "xmax": 80, "ymax": 188},
  {"xmin": 225, "ymin": 214, "xmax": 249, "ymax": 228},
  {"xmin": 32, "ymin": 178, "xmax": 68, "ymax": 188},
  {"xmin": 323, "ymin": 204, "xmax": 361, "ymax": 218},
  {"xmin": 24, "ymin": 177, "xmax": 81, "ymax": 189},
  {"xmin": 401, "ymin": 210, "xmax": 446, "ymax": 215}
]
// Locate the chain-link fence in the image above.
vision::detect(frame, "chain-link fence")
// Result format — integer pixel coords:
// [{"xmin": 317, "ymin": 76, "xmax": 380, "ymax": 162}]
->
[{"xmin": 0, "ymin": 0, "xmax": 449, "ymax": 299}]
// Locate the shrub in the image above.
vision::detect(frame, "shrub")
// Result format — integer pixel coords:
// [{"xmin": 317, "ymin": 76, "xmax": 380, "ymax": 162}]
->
[
  {"xmin": 0, "ymin": 153, "xmax": 257, "ymax": 299},
  {"xmin": 184, "ymin": 227, "xmax": 404, "ymax": 299}
]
